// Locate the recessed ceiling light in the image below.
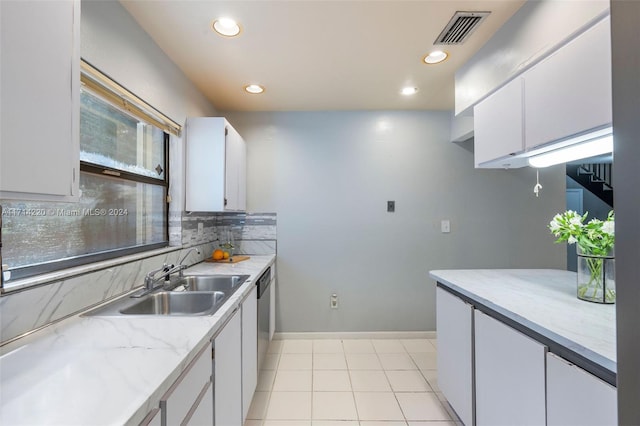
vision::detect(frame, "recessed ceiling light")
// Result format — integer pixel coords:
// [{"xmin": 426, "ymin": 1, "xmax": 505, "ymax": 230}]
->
[
  {"xmin": 245, "ymin": 84, "xmax": 264, "ymax": 94},
  {"xmin": 401, "ymin": 87, "xmax": 419, "ymax": 96},
  {"xmin": 212, "ymin": 17, "xmax": 241, "ymax": 37},
  {"xmin": 423, "ymin": 50, "xmax": 449, "ymax": 64}
]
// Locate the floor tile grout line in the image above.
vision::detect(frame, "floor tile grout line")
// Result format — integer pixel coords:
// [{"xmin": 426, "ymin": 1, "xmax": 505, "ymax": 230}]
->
[{"xmin": 256, "ymin": 338, "xmax": 452, "ymax": 424}]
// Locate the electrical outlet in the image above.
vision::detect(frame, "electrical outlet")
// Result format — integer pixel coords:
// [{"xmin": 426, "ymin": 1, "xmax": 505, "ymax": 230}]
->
[
  {"xmin": 197, "ymin": 222, "xmax": 204, "ymax": 236},
  {"xmin": 387, "ymin": 201, "xmax": 395, "ymax": 212},
  {"xmin": 330, "ymin": 293, "xmax": 338, "ymax": 309},
  {"xmin": 441, "ymin": 219, "xmax": 451, "ymax": 233}
]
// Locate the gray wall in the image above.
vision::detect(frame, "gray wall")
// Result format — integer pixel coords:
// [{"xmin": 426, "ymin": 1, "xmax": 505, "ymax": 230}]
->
[
  {"xmin": 225, "ymin": 111, "xmax": 566, "ymax": 332},
  {"xmin": 611, "ymin": 1, "xmax": 640, "ymax": 422}
]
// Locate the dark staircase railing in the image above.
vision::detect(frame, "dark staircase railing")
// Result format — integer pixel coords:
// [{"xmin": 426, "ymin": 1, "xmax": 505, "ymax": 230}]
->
[{"xmin": 566, "ymin": 163, "xmax": 613, "ymax": 207}]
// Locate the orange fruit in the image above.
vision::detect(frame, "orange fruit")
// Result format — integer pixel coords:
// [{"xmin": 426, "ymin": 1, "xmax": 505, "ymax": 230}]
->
[
  {"xmin": 212, "ymin": 249, "xmax": 224, "ymax": 260},
  {"xmin": 223, "ymin": 251, "xmax": 230, "ymax": 259}
]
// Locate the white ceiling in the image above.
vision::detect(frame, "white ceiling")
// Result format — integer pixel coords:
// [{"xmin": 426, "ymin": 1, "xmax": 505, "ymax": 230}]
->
[{"xmin": 120, "ymin": 0, "xmax": 525, "ymax": 112}]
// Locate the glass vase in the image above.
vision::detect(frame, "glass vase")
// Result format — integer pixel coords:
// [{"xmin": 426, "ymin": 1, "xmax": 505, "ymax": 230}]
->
[{"xmin": 576, "ymin": 246, "xmax": 615, "ymax": 304}]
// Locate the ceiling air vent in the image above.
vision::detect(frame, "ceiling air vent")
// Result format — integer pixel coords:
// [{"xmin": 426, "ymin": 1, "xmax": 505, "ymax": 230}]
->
[{"xmin": 435, "ymin": 11, "xmax": 491, "ymax": 45}]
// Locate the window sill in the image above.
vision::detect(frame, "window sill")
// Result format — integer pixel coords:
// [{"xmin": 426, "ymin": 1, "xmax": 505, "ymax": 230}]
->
[{"xmin": 2, "ymin": 246, "xmax": 181, "ymax": 294}]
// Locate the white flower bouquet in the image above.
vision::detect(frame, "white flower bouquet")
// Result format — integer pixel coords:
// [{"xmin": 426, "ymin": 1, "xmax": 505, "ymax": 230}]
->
[{"xmin": 549, "ymin": 210, "xmax": 615, "ymax": 303}]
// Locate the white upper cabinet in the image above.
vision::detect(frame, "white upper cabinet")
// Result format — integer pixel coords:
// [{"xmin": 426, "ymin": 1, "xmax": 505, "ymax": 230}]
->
[
  {"xmin": 0, "ymin": 0, "xmax": 80, "ymax": 201},
  {"xmin": 524, "ymin": 17, "xmax": 612, "ymax": 150},
  {"xmin": 473, "ymin": 78, "xmax": 524, "ymax": 168},
  {"xmin": 472, "ymin": 15, "xmax": 612, "ymax": 168},
  {"xmin": 186, "ymin": 117, "xmax": 247, "ymax": 212}
]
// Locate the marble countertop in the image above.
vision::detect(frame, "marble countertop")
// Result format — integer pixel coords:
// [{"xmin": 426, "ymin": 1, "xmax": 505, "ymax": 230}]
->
[
  {"xmin": 0, "ymin": 255, "xmax": 275, "ymax": 426},
  {"xmin": 430, "ymin": 269, "xmax": 616, "ymax": 384}
]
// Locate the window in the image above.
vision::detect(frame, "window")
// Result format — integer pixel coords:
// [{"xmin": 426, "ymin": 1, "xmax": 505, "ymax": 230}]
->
[{"xmin": 1, "ymin": 62, "xmax": 180, "ymax": 282}]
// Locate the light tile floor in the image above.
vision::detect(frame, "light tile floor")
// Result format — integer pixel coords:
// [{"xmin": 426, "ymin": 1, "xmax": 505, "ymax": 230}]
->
[{"xmin": 245, "ymin": 338, "xmax": 460, "ymax": 426}]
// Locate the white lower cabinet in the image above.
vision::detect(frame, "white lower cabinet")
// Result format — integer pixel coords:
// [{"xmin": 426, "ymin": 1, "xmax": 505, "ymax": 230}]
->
[
  {"xmin": 269, "ymin": 275, "xmax": 276, "ymax": 341},
  {"xmin": 185, "ymin": 382, "xmax": 214, "ymax": 426},
  {"xmin": 546, "ymin": 352, "xmax": 617, "ymax": 426},
  {"xmin": 436, "ymin": 287, "xmax": 474, "ymax": 426},
  {"xmin": 241, "ymin": 286, "xmax": 258, "ymax": 423},
  {"xmin": 474, "ymin": 310, "xmax": 547, "ymax": 426},
  {"xmin": 215, "ymin": 308, "xmax": 242, "ymax": 426},
  {"xmin": 139, "ymin": 408, "xmax": 161, "ymax": 426},
  {"xmin": 160, "ymin": 343, "xmax": 213, "ymax": 426}
]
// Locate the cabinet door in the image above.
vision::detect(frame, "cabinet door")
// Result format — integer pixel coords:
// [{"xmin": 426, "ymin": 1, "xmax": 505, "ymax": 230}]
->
[
  {"xmin": 242, "ymin": 286, "xmax": 258, "ymax": 423},
  {"xmin": 473, "ymin": 77, "xmax": 524, "ymax": 168},
  {"xmin": 215, "ymin": 308, "xmax": 242, "ymax": 426},
  {"xmin": 475, "ymin": 310, "xmax": 546, "ymax": 426},
  {"xmin": 269, "ymin": 277, "xmax": 276, "ymax": 340},
  {"xmin": 185, "ymin": 117, "xmax": 226, "ymax": 212},
  {"xmin": 139, "ymin": 408, "xmax": 161, "ymax": 426},
  {"xmin": 160, "ymin": 345, "xmax": 212, "ymax": 425},
  {"xmin": 185, "ymin": 117, "xmax": 246, "ymax": 212},
  {"xmin": 224, "ymin": 123, "xmax": 246, "ymax": 211},
  {"xmin": 161, "ymin": 343, "xmax": 212, "ymax": 426},
  {"xmin": 524, "ymin": 17, "xmax": 612, "ymax": 150},
  {"xmin": 547, "ymin": 352, "xmax": 617, "ymax": 426},
  {"xmin": 436, "ymin": 287, "xmax": 474, "ymax": 426},
  {"xmin": 0, "ymin": 0, "xmax": 80, "ymax": 201},
  {"xmin": 184, "ymin": 382, "xmax": 213, "ymax": 426}
]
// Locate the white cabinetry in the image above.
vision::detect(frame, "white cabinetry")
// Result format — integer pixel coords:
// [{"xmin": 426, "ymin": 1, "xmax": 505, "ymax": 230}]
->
[
  {"xmin": 0, "ymin": 0, "xmax": 80, "ymax": 201},
  {"xmin": 436, "ymin": 288, "xmax": 474, "ymax": 426},
  {"xmin": 524, "ymin": 17, "xmax": 612, "ymax": 150},
  {"xmin": 215, "ymin": 307, "xmax": 242, "ymax": 426},
  {"xmin": 546, "ymin": 352, "xmax": 617, "ymax": 426},
  {"xmin": 186, "ymin": 117, "xmax": 246, "ymax": 212},
  {"xmin": 269, "ymin": 265, "xmax": 276, "ymax": 340},
  {"xmin": 473, "ymin": 78, "xmax": 524, "ymax": 168},
  {"xmin": 242, "ymin": 286, "xmax": 258, "ymax": 423},
  {"xmin": 139, "ymin": 408, "xmax": 161, "ymax": 426},
  {"xmin": 472, "ymin": 16, "xmax": 611, "ymax": 168},
  {"xmin": 160, "ymin": 343, "xmax": 213, "ymax": 426},
  {"xmin": 474, "ymin": 310, "xmax": 546, "ymax": 426},
  {"xmin": 185, "ymin": 383, "xmax": 213, "ymax": 425}
]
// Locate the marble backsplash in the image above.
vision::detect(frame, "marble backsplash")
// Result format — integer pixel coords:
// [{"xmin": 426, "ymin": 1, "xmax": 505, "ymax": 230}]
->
[
  {"xmin": 183, "ymin": 212, "xmax": 277, "ymax": 255},
  {"xmin": 0, "ymin": 211, "xmax": 276, "ymax": 347}
]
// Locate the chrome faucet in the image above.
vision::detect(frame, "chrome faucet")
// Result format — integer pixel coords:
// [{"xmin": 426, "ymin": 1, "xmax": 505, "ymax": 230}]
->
[
  {"xmin": 134, "ymin": 247, "xmax": 202, "ymax": 297},
  {"xmin": 176, "ymin": 247, "xmax": 201, "ymax": 277}
]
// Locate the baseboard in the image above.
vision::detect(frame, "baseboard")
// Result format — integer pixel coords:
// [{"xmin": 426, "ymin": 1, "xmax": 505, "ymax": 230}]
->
[{"xmin": 273, "ymin": 331, "xmax": 437, "ymax": 340}]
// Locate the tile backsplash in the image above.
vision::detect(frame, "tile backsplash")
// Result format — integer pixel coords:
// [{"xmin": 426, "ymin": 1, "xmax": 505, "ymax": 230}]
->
[
  {"xmin": 182, "ymin": 212, "xmax": 277, "ymax": 255},
  {"xmin": 0, "ymin": 211, "xmax": 276, "ymax": 347}
]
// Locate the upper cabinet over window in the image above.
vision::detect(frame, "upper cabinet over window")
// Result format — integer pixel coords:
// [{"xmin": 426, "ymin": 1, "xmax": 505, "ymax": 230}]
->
[
  {"xmin": 0, "ymin": 0, "xmax": 80, "ymax": 201},
  {"xmin": 185, "ymin": 117, "xmax": 247, "ymax": 212}
]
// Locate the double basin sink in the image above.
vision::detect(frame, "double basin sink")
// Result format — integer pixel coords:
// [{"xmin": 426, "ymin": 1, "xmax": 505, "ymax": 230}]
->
[{"xmin": 86, "ymin": 275, "xmax": 250, "ymax": 317}]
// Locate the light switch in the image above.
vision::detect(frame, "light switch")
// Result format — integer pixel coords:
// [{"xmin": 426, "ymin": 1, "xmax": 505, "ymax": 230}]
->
[{"xmin": 441, "ymin": 219, "xmax": 451, "ymax": 233}]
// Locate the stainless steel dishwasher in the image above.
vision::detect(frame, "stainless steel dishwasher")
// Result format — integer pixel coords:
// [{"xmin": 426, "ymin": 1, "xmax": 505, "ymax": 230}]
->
[{"xmin": 256, "ymin": 266, "xmax": 271, "ymax": 371}]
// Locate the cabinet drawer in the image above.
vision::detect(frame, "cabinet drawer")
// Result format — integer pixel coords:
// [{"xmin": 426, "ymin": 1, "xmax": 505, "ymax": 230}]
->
[{"xmin": 161, "ymin": 343, "xmax": 212, "ymax": 426}]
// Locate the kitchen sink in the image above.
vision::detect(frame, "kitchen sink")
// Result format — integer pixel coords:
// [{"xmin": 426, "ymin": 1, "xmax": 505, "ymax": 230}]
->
[
  {"xmin": 178, "ymin": 274, "xmax": 250, "ymax": 292},
  {"xmin": 84, "ymin": 290, "xmax": 229, "ymax": 317},
  {"xmin": 119, "ymin": 291, "xmax": 227, "ymax": 316},
  {"xmin": 84, "ymin": 274, "xmax": 250, "ymax": 317}
]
